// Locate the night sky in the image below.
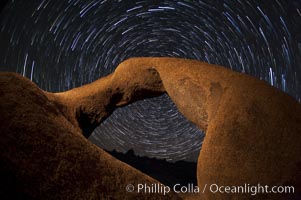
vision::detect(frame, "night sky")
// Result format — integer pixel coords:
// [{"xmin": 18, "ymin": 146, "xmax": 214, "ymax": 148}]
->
[{"xmin": 0, "ymin": 0, "xmax": 300, "ymax": 162}]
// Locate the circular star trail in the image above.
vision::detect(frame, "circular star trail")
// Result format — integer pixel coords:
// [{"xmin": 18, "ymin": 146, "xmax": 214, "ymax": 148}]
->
[{"xmin": 0, "ymin": 0, "xmax": 300, "ymax": 162}]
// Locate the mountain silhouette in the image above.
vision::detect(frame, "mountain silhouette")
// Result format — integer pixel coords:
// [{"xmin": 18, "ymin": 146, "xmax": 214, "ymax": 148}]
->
[{"xmin": 107, "ymin": 149, "xmax": 197, "ymax": 187}]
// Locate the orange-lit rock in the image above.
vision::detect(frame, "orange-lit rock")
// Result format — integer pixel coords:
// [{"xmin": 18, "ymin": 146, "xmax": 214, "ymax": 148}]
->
[{"xmin": 0, "ymin": 72, "xmax": 179, "ymax": 200}]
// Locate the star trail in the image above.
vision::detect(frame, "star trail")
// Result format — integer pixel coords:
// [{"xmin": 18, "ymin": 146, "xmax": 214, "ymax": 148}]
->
[{"xmin": 0, "ymin": 0, "xmax": 300, "ymax": 162}]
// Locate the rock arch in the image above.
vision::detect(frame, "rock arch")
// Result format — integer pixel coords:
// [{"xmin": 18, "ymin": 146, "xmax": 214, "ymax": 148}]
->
[{"xmin": 1, "ymin": 57, "xmax": 301, "ymax": 199}]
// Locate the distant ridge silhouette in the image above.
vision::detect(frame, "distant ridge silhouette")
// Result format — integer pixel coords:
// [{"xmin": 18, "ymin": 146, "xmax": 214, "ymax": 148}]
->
[{"xmin": 107, "ymin": 149, "xmax": 197, "ymax": 187}]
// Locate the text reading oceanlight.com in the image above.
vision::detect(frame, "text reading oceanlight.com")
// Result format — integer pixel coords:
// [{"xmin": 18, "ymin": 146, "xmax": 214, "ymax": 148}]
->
[{"xmin": 125, "ymin": 183, "xmax": 295, "ymax": 196}]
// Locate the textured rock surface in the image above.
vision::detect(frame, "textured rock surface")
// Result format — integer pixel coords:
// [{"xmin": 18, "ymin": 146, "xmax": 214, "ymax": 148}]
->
[
  {"xmin": 111, "ymin": 58, "xmax": 301, "ymax": 199},
  {"xmin": 0, "ymin": 72, "xmax": 178, "ymax": 199},
  {"xmin": 1, "ymin": 57, "xmax": 301, "ymax": 199}
]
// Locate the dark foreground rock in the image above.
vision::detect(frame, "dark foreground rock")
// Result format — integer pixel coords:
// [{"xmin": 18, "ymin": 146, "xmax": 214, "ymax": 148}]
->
[{"xmin": 0, "ymin": 72, "xmax": 179, "ymax": 200}]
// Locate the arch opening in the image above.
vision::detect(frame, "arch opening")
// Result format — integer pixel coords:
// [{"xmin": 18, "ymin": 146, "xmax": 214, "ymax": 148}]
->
[{"xmin": 88, "ymin": 94, "xmax": 205, "ymax": 187}]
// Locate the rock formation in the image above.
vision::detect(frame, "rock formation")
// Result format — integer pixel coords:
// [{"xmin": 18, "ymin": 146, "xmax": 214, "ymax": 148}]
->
[
  {"xmin": 0, "ymin": 68, "xmax": 177, "ymax": 199},
  {"xmin": 1, "ymin": 57, "xmax": 301, "ymax": 199}
]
